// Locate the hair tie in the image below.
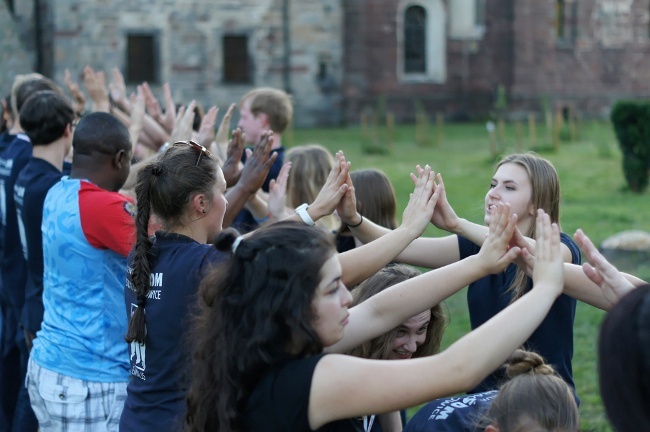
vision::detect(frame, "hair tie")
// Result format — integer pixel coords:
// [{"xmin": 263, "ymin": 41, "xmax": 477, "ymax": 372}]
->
[
  {"xmin": 151, "ymin": 165, "xmax": 164, "ymax": 177},
  {"xmin": 232, "ymin": 236, "xmax": 244, "ymax": 254},
  {"xmin": 137, "ymin": 294, "xmax": 146, "ymax": 307}
]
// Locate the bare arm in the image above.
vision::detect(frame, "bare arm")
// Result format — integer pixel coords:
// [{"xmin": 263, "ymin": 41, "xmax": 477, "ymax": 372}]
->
[
  {"xmin": 309, "ymin": 210, "xmax": 563, "ymax": 429},
  {"xmin": 338, "ymin": 167, "xmax": 440, "ymax": 287},
  {"xmin": 338, "ymin": 169, "xmax": 460, "ymax": 269},
  {"xmin": 562, "ymin": 229, "xmax": 645, "ymax": 310},
  {"xmin": 326, "ymin": 203, "xmax": 521, "ymax": 354}
]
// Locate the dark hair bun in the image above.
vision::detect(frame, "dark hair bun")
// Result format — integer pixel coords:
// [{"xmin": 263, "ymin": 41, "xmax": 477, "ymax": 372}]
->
[{"xmin": 213, "ymin": 228, "xmax": 241, "ymax": 253}]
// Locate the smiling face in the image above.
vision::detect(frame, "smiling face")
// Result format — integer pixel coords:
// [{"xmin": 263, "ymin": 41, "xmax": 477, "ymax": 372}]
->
[
  {"xmin": 387, "ymin": 310, "xmax": 431, "ymax": 360},
  {"xmin": 484, "ymin": 162, "xmax": 536, "ymax": 235},
  {"xmin": 311, "ymin": 254, "xmax": 352, "ymax": 347}
]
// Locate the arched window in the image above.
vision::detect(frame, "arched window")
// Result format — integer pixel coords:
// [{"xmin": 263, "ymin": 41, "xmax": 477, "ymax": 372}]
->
[
  {"xmin": 404, "ymin": 6, "xmax": 426, "ymax": 73},
  {"xmin": 397, "ymin": 0, "xmax": 446, "ymax": 83}
]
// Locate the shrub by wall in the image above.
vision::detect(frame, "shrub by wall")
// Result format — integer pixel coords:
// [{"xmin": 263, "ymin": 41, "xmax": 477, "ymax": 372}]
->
[{"xmin": 611, "ymin": 101, "xmax": 650, "ymax": 192}]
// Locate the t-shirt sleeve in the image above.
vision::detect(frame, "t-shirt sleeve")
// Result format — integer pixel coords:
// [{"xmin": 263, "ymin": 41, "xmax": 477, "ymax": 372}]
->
[
  {"xmin": 457, "ymin": 235, "xmax": 480, "ymax": 260},
  {"xmin": 244, "ymin": 353, "xmax": 326, "ymax": 431},
  {"xmin": 79, "ymin": 184, "xmax": 136, "ymax": 257},
  {"xmin": 560, "ymin": 232, "xmax": 581, "ymax": 265}
]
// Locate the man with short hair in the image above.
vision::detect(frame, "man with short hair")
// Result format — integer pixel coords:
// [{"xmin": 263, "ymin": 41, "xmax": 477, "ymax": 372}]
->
[
  {"xmin": 26, "ymin": 112, "xmax": 135, "ymax": 432},
  {"xmin": 234, "ymin": 87, "xmax": 293, "ymax": 232},
  {"xmin": 15, "ymin": 90, "xmax": 75, "ymax": 348}
]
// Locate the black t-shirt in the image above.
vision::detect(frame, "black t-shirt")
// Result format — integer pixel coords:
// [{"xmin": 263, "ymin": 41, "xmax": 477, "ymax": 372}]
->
[
  {"xmin": 458, "ymin": 232, "xmax": 581, "ymax": 394},
  {"xmin": 244, "ymin": 354, "xmax": 364, "ymax": 432}
]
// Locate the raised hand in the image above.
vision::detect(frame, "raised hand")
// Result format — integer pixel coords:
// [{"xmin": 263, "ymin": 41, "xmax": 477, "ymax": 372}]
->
[
  {"xmin": 574, "ymin": 228, "xmax": 634, "ymax": 304},
  {"xmin": 336, "ymin": 173, "xmax": 359, "ymax": 226},
  {"xmin": 400, "ymin": 165, "xmax": 440, "ymax": 238},
  {"xmin": 310, "ymin": 150, "xmax": 350, "ymax": 220},
  {"xmin": 532, "ymin": 210, "xmax": 564, "ymax": 297},
  {"xmin": 83, "ymin": 66, "xmax": 110, "ymax": 112},
  {"xmin": 221, "ymin": 128, "xmax": 246, "ymax": 187},
  {"xmin": 214, "ymin": 103, "xmax": 236, "ymax": 160},
  {"xmin": 108, "ymin": 68, "xmax": 131, "ymax": 112},
  {"xmin": 333, "ymin": 152, "xmax": 360, "ymax": 225},
  {"xmin": 198, "ymin": 105, "xmax": 218, "ymax": 150},
  {"xmin": 268, "ymin": 161, "xmax": 292, "ymax": 220},
  {"xmin": 237, "ymin": 131, "xmax": 278, "ymax": 195},
  {"xmin": 429, "ymin": 173, "xmax": 460, "ymax": 232},
  {"xmin": 128, "ymin": 85, "xmax": 146, "ymax": 152},
  {"xmin": 143, "ymin": 82, "xmax": 176, "ymax": 133},
  {"xmin": 64, "ymin": 69, "xmax": 87, "ymax": 114},
  {"xmin": 476, "ymin": 202, "xmax": 521, "ymax": 274},
  {"xmin": 170, "ymin": 100, "xmax": 196, "ymax": 143}
]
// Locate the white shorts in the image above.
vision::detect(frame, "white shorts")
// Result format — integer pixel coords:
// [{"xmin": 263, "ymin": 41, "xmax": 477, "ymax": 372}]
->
[{"xmin": 26, "ymin": 358, "xmax": 127, "ymax": 432}]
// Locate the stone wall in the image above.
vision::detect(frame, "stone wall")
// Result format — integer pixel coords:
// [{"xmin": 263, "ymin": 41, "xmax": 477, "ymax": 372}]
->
[
  {"xmin": 47, "ymin": 0, "xmax": 343, "ymax": 127},
  {"xmin": 4, "ymin": 0, "xmax": 650, "ymax": 126},
  {"xmin": 0, "ymin": 1, "xmax": 37, "ymax": 101}
]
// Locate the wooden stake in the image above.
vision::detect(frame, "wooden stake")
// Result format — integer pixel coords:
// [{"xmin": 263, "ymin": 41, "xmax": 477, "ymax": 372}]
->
[
  {"xmin": 553, "ymin": 109, "xmax": 562, "ymax": 151},
  {"xmin": 386, "ymin": 112, "xmax": 394, "ymax": 153},
  {"xmin": 528, "ymin": 114, "xmax": 536, "ymax": 150}
]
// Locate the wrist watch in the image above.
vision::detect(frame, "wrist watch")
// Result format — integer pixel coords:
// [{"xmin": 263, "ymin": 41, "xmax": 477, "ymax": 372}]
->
[{"xmin": 295, "ymin": 203, "xmax": 316, "ymax": 226}]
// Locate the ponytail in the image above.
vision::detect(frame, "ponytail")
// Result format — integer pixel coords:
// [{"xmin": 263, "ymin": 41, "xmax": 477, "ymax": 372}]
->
[{"xmin": 125, "ymin": 164, "xmax": 160, "ymax": 344}]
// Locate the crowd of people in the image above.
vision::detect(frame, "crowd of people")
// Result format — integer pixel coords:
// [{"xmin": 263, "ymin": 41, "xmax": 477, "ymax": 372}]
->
[{"xmin": 0, "ymin": 67, "xmax": 648, "ymax": 432}]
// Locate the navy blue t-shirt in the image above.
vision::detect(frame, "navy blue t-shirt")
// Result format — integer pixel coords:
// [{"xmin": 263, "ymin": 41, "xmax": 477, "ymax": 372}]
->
[
  {"xmin": 404, "ymin": 391, "xmax": 498, "ymax": 432},
  {"xmin": 458, "ymin": 233, "xmax": 581, "ymax": 393},
  {"xmin": 14, "ymin": 157, "xmax": 65, "ymax": 333},
  {"xmin": 0, "ymin": 132, "xmax": 31, "ymax": 313},
  {"xmin": 120, "ymin": 231, "xmax": 227, "ymax": 432},
  {"xmin": 232, "ymin": 146, "xmax": 285, "ymax": 233}
]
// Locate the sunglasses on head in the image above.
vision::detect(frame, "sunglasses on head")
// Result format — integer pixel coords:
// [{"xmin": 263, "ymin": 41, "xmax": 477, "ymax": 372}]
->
[{"xmin": 174, "ymin": 140, "xmax": 211, "ymax": 166}]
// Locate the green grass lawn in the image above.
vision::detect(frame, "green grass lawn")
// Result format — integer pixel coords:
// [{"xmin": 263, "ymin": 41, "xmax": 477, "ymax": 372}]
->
[{"xmin": 292, "ymin": 120, "xmax": 650, "ymax": 431}]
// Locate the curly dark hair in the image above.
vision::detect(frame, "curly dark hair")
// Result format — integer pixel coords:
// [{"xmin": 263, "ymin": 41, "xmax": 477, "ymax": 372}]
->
[{"xmin": 184, "ymin": 221, "xmax": 335, "ymax": 431}]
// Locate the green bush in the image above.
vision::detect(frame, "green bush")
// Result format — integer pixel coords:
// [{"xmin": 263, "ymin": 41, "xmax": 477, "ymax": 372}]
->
[{"xmin": 610, "ymin": 101, "xmax": 650, "ymax": 192}]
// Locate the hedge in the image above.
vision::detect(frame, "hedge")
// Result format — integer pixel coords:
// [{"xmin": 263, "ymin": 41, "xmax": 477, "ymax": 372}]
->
[{"xmin": 610, "ymin": 101, "xmax": 650, "ymax": 192}]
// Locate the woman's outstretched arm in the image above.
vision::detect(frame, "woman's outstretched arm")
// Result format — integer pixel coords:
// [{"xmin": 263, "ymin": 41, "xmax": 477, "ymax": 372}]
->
[
  {"xmin": 310, "ymin": 210, "xmax": 563, "ymax": 430},
  {"xmin": 326, "ymin": 202, "xmax": 521, "ymax": 354}
]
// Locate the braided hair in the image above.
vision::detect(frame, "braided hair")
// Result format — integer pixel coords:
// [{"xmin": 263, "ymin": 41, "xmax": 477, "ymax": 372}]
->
[{"xmin": 125, "ymin": 143, "xmax": 219, "ymax": 344}]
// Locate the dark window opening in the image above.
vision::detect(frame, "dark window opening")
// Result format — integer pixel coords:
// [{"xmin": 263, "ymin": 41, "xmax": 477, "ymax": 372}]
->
[
  {"xmin": 475, "ymin": 0, "xmax": 486, "ymax": 27},
  {"xmin": 404, "ymin": 6, "xmax": 426, "ymax": 73},
  {"xmin": 126, "ymin": 34, "xmax": 157, "ymax": 84},
  {"xmin": 557, "ymin": 0, "xmax": 577, "ymax": 42},
  {"xmin": 318, "ymin": 61, "xmax": 327, "ymax": 81},
  {"xmin": 223, "ymin": 35, "xmax": 251, "ymax": 84}
]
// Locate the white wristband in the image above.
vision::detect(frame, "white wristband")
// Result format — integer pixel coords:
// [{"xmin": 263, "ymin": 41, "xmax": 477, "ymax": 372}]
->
[{"xmin": 295, "ymin": 203, "xmax": 315, "ymax": 226}]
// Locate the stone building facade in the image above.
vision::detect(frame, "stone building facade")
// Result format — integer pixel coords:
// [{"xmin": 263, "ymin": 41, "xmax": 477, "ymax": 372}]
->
[{"xmin": 2, "ymin": 0, "xmax": 650, "ymax": 125}]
